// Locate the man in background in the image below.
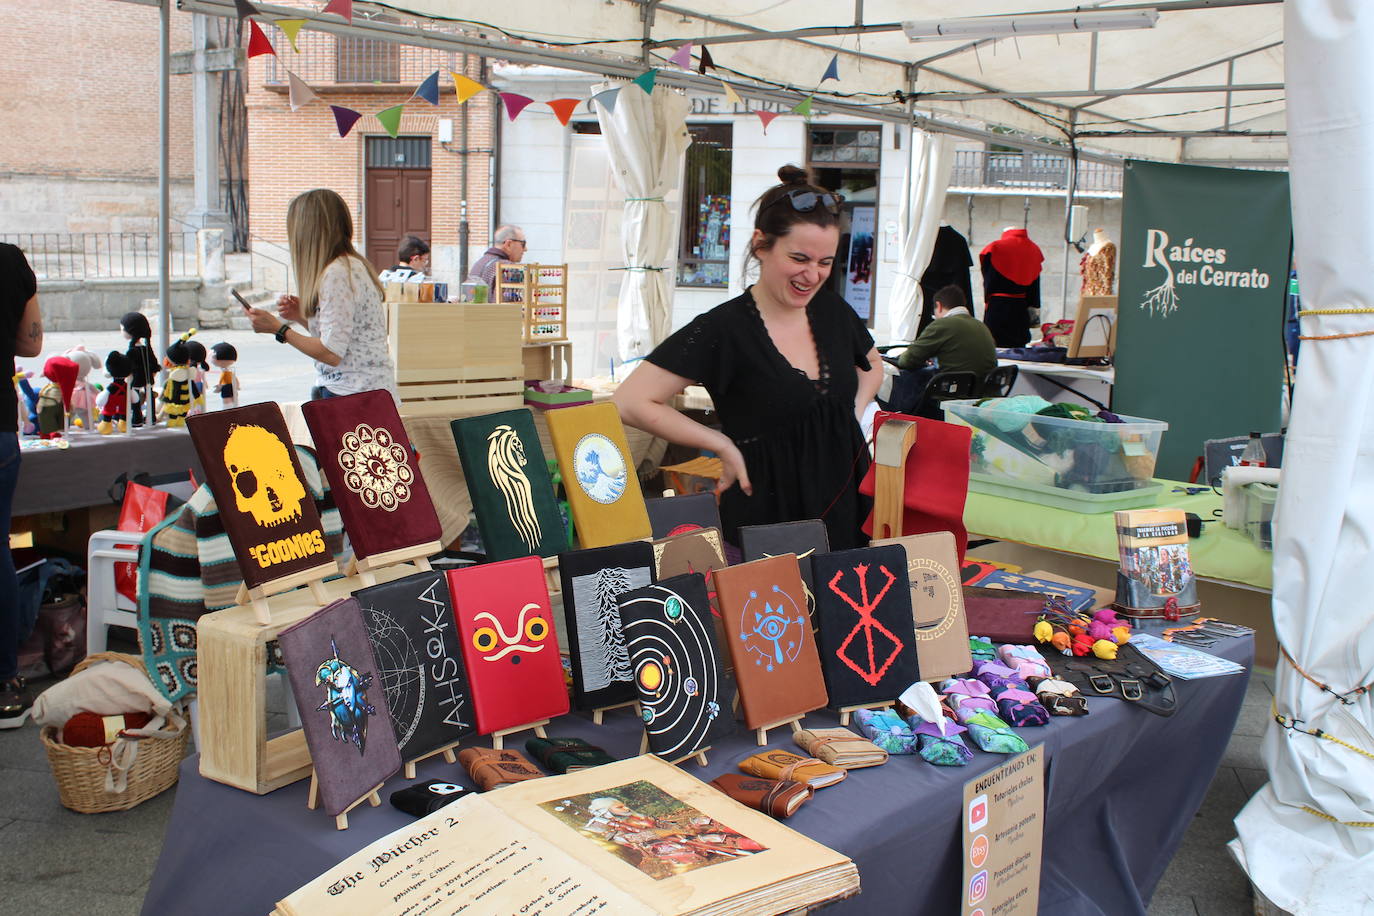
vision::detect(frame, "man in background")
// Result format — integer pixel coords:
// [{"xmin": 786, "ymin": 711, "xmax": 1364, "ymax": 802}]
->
[
  {"xmin": 887, "ymin": 284, "xmax": 997, "ymax": 412},
  {"xmin": 386, "ymin": 235, "xmax": 430, "ymax": 277},
  {"xmin": 468, "ymin": 225, "xmax": 527, "ymax": 292}
]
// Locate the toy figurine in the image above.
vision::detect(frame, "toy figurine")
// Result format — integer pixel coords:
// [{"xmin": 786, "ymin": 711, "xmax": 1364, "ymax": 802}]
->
[
  {"xmin": 160, "ymin": 335, "xmax": 195, "ymax": 428},
  {"xmin": 184, "ymin": 339, "xmax": 208, "ymax": 415},
  {"xmin": 209, "ymin": 342, "xmax": 239, "ymax": 409},
  {"xmin": 63, "ymin": 346, "xmax": 103, "ymax": 430},
  {"xmin": 37, "ymin": 355, "xmax": 79, "ymax": 437},
  {"xmin": 14, "ymin": 371, "xmax": 38, "ymax": 435},
  {"xmin": 120, "ymin": 312, "xmax": 158, "ymax": 428},
  {"xmin": 97, "ymin": 351, "xmax": 131, "ymax": 435}
]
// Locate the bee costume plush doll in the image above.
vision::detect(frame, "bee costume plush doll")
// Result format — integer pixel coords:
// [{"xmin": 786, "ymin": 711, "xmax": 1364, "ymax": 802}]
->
[{"xmin": 160, "ymin": 332, "xmax": 196, "ymax": 428}]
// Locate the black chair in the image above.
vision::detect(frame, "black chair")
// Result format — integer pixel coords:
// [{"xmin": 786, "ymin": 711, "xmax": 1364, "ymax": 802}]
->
[
  {"xmin": 980, "ymin": 363, "xmax": 1019, "ymax": 398},
  {"xmin": 913, "ymin": 370, "xmax": 979, "ymax": 420}
]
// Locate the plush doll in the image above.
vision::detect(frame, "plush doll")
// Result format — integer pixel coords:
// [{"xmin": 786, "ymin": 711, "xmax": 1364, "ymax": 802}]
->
[
  {"xmin": 160, "ymin": 336, "xmax": 195, "ymax": 428},
  {"xmin": 62, "ymin": 346, "xmax": 103, "ymax": 429},
  {"xmin": 97, "ymin": 351, "xmax": 131, "ymax": 435},
  {"xmin": 120, "ymin": 312, "xmax": 159, "ymax": 427},
  {"xmin": 14, "ymin": 372, "xmax": 39, "ymax": 435},
  {"xmin": 209, "ymin": 342, "xmax": 239, "ymax": 409},
  {"xmin": 184, "ymin": 339, "xmax": 208, "ymax": 415},
  {"xmin": 37, "ymin": 356, "xmax": 79, "ymax": 437}
]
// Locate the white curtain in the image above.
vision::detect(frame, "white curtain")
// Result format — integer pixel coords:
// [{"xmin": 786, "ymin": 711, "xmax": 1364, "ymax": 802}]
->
[
  {"xmin": 595, "ymin": 83, "xmax": 690, "ymax": 360},
  {"xmin": 1230, "ymin": 2, "xmax": 1374, "ymax": 911},
  {"xmin": 887, "ymin": 128, "xmax": 956, "ymax": 343}
]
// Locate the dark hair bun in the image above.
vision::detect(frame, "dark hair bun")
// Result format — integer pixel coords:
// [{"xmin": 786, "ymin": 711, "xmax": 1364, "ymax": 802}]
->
[{"xmin": 777, "ymin": 164, "xmax": 811, "ymax": 186}]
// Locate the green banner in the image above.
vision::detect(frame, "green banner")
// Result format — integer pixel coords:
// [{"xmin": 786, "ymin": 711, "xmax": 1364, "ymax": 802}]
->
[{"xmin": 1116, "ymin": 160, "xmax": 1291, "ymax": 479}]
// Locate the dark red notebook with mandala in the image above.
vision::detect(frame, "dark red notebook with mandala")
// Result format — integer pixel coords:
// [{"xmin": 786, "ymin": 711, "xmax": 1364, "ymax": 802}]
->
[{"xmin": 301, "ymin": 389, "xmax": 441, "ymax": 563}]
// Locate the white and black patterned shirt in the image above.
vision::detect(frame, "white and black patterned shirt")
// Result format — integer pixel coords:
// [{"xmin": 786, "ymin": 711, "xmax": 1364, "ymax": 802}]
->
[{"xmin": 308, "ymin": 255, "xmax": 396, "ymax": 398}]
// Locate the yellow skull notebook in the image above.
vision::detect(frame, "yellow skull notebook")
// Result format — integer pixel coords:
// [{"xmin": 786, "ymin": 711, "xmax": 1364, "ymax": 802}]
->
[{"xmin": 545, "ymin": 402, "xmax": 651, "ymax": 548}]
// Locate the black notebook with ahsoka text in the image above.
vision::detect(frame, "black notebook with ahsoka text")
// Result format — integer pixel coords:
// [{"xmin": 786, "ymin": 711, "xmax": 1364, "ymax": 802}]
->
[
  {"xmin": 354, "ymin": 571, "xmax": 475, "ymax": 762},
  {"xmin": 558, "ymin": 541, "xmax": 656, "ymax": 710}
]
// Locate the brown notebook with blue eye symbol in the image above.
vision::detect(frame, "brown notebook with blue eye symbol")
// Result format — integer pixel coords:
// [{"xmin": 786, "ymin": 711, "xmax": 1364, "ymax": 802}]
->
[
  {"xmin": 711, "ymin": 555, "xmax": 829, "ymax": 730},
  {"xmin": 739, "ymin": 520, "xmax": 830, "ymax": 628}
]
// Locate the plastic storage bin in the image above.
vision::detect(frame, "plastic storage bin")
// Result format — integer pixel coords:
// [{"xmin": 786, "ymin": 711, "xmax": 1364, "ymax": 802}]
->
[
  {"xmin": 1243, "ymin": 481, "xmax": 1277, "ymax": 551},
  {"xmin": 942, "ymin": 399, "xmax": 1169, "ymax": 512}
]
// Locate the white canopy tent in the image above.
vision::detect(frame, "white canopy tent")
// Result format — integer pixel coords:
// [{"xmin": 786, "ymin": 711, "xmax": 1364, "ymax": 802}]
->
[{"xmin": 153, "ymin": 1, "xmax": 1374, "ymax": 909}]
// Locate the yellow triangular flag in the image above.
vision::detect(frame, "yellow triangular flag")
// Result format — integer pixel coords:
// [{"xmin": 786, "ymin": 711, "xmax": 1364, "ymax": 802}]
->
[
  {"xmin": 450, "ymin": 72, "xmax": 486, "ymax": 105},
  {"xmin": 721, "ymin": 79, "xmax": 742, "ymax": 106},
  {"xmin": 275, "ymin": 18, "xmax": 306, "ymax": 52}
]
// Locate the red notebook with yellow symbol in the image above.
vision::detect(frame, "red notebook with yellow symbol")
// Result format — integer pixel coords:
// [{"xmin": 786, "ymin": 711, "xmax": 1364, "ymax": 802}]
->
[{"xmin": 445, "ymin": 556, "xmax": 570, "ymax": 735}]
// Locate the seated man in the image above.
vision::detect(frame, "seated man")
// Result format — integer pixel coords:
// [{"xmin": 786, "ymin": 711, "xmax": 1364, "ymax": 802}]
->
[
  {"xmin": 385, "ymin": 235, "xmax": 431, "ymax": 277},
  {"xmin": 895, "ymin": 284, "xmax": 997, "ymax": 379}
]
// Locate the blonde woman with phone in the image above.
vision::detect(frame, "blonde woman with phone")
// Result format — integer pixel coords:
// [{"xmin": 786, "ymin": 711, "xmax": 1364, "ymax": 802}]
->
[{"xmin": 243, "ymin": 189, "xmax": 396, "ymax": 400}]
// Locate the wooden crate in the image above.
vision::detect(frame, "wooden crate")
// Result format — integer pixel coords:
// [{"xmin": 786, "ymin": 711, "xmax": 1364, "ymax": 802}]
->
[
  {"xmin": 197, "ymin": 564, "xmax": 418, "ymax": 795},
  {"xmin": 388, "ymin": 302, "xmax": 524, "ymax": 418},
  {"xmin": 522, "ymin": 340, "xmax": 573, "ymax": 383},
  {"xmin": 495, "ymin": 262, "xmax": 568, "ymax": 342}
]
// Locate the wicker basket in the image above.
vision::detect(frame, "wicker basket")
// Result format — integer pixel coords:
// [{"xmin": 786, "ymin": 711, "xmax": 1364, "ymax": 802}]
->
[{"xmin": 40, "ymin": 652, "xmax": 190, "ymax": 814}]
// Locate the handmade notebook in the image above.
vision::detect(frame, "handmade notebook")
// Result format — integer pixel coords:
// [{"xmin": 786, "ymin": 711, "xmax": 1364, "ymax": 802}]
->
[
  {"xmin": 558, "ymin": 541, "xmax": 656, "ymax": 710},
  {"xmin": 961, "ymin": 586, "xmax": 1047, "ymax": 645},
  {"xmin": 617, "ymin": 573, "xmax": 737, "ymax": 760},
  {"xmin": 187, "ymin": 404, "xmax": 334, "ymax": 590},
  {"xmin": 652, "ymin": 528, "xmax": 729, "ymax": 667},
  {"xmin": 810, "ymin": 545, "xmax": 920, "ymax": 707},
  {"xmin": 525, "ymin": 736, "xmax": 618, "ymax": 774},
  {"xmin": 354, "ymin": 571, "xmax": 475, "ymax": 762},
  {"xmin": 445, "ymin": 555, "xmax": 570, "ymax": 734},
  {"xmin": 712, "ymin": 555, "xmax": 829, "ymax": 729},
  {"xmin": 451, "ymin": 408, "xmax": 566, "ymax": 560},
  {"xmin": 738, "ymin": 749, "xmax": 846, "ymax": 788},
  {"xmin": 646, "ymin": 491, "xmax": 722, "ymax": 539},
  {"xmin": 871, "ymin": 531, "xmax": 972, "ymax": 682},
  {"xmin": 273, "ymin": 755, "xmax": 859, "ymax": 916},
  {"xmin": 276, "ymin": 597, "xmax": 402, "ymax": 817},
  {"xmin": 739, "ymin": 520, "xmax": 831, "ymax": 627},
  {"xmin": 301, "ymin": 389, "xmax": 441, "ymax": 562},
  {"xmin": 545, "ymin": 402, "xmax": 651, "ymax": 548}
]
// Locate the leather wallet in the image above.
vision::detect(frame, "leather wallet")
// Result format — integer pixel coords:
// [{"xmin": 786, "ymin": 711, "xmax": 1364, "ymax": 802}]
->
[
  {"xmin": 738, "ymin": 749, "xmax": 846, "ymax": 788},
  {"xmin": 389, "ymin": 779, "xmax": 470, "ymax": 818},
  {"xmin": 710, "ymin": 773, "xmax": 813, "ymax": 819},
  {"xmin": 524, "ymin": 736, "xmax": 617, "ymax": 774},
  {"xmin": 456, "ymin": 747, "xmax": 544, "ymax": 791},
  {"xmin": 793, "ymin": 727, "xmax": 889, "ymax": 769},
  {"xmin": 962, "ymin": 586, "xmax": 1048, "ymax": 645}
]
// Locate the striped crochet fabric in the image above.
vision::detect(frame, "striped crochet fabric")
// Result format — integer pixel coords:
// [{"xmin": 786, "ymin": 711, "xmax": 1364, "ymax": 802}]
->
[{"xmin": 136, "ymin": 445, "xmax": 348, "ymax": 704}]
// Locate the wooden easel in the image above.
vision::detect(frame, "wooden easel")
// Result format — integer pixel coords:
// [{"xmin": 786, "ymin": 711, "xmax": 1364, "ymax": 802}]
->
[
  {"xmin": 307, "ymin": 770, "xmax": 382, "ymax": 831},
  {"xmin": 873, "ymin": 419, "xmax": 917, "ymax": 541},
  {"xmin": 490, "ymin": 718, "xmax": 549, "ymax": 749},
  {"xmin": 753, "ymin": 715, "xmax": 806, "ymax": 747},
  {"xmin": 346, "ymin": 540, "xmax": 441, "ymax": 587},
  {"xmin": 639, "ymin": 732, "xmax": 710, "ymax": 767},
  {"xmin": 590, "ymin": 699, "xmax": 640, "ymax": 725},
  {"xmin": 233, "ymin": 560, "xmax": 339, "ymax": 627},
  {"xmin": 836, "ymin": 700, "xmax": 894, "ymax": 727},
  {"xmin": 402, "ymin": 740, "xmax": 463, "ymax": 780},
  {"xmin": 541, "ymin": 555, "xmax": 561, "ymax": 595}
]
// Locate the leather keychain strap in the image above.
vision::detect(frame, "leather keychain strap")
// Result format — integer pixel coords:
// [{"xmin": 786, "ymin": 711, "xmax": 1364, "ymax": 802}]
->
[{"xmin": 777, "ymin": 756, "xmax": 824, "ymax": 782}]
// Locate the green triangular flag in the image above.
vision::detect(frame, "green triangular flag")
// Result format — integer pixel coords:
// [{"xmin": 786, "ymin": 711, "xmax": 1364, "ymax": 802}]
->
[
  {"xmin": 632, "ymin": 69, "xmax": 658, "ymax": 95},
  {"xmin": 376, "ymin": 104, "xmax": 404, "ymax": 139},
  {"xmin": 792, "ymin": 96, "xmax": 813, "ymax": 119}
]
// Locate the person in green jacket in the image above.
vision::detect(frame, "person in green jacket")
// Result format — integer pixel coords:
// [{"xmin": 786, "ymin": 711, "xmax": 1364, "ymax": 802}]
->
[{"xmin": 895, "ymin": 284, "xmax": 997, "ymax": 378}]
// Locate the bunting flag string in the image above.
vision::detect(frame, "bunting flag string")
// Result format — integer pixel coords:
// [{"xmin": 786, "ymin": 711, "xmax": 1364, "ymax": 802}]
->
[
  {"xmin": 322, "ymin": 0, "xmax": 353, "ymax": 21},
  {"xmin": 667, "ymin": 43, "xmax": 693, "ymax": 69},
  {"xmin": 756, "ymin": 110, "xmax": 780, "ymax": 133},
  {"xmin": 450, "ymin": 72, "xmax": 486, "ymax": 104},
  {"xmin": 498, "ymin": 92, "xmax": 535, "ymax": 121},
  {"xmin": 631, "ymin": 69, "xmax": 658, "ymax": 95},
  {"xmin": 234, "ymin": 0, "xmax": 261, "ymax": 20},
  {"xmin": 791, "ymin": 96, "xmax": 813, "ymax": 119},
  {"xmin": 720, "ymin": 79, "xmax": 742, "ymax": 106},
  {"xmin": 276, "ymin": 18, "xmax": 306, "ymax": 52},
  {"xmin": 697, "ymin": 45, "xmax": 715, "ymax": 74},
  {"xmin": 591, "ymin": 87, "xmax": 620, "ymax": 114},
  {"xmin": 375, "ymin": 104, "xmax": 405, "ymax": 138},
  {"xmin": 547, "ymin": 98, "xmax": 581, "ymax": 126},
  {"xmin": 413, "ymin": 70, "xmax": 440, "ymax": 106},
  {"xmin": 286, "ymin": 70, "xmax": 319, "ymax": 111},
  {"xmin": 246, "ymin": 20, "xmax": 275, "ymax": 58},
  {"xmin": 821, "ymin": 53, "xmax": 840, "ymax": 83},
  {"xmin": 330, "ymin": 105, "xmax": 362, "ymax": 138}
]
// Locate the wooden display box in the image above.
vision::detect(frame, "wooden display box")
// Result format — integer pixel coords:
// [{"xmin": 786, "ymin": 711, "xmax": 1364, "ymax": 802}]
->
[
  {"xmin": 494, "ymin": 262, "xmax": 569, "ymax": 342},
  {"xmin": 521, "ymin": 340, "xmax": 573, "ymax": 384},
  {"xmin": 197, "ymin": 565, "xmax": 417, "ymax": 795},
  {"xmin": 388, "ymin": 302, "xmax": 524, "ymax": 418}
]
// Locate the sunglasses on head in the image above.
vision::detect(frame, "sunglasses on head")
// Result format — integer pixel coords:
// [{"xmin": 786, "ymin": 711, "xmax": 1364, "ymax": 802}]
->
[{"xmin": 765, "ymin": 188, "xmax": 845, "ymax": 215}]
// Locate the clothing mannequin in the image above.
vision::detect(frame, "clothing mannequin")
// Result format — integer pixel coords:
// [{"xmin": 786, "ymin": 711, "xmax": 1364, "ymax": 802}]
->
[
  {"xmin": 979, "ymin": 228, "xmax": 1043, "ymax": 347},
  {"xmin": 1081, "ymin": 229, "xmax": 1117, "ymax": 296}
]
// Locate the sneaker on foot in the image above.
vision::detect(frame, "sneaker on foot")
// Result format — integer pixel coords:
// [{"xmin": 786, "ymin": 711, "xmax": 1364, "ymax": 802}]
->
[{"xmin": 0, "ymin": 677, "xmax": 31, "ymax": 729}]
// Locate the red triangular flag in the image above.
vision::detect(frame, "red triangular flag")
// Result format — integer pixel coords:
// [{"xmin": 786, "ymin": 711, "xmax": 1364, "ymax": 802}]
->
[
  {"xmin": 322, "ymin": 0, "xmax": 353, "ymax": 22},
  {"xmin": 330, "ymin": 105, "xmax": 362, "ymax": 138},
  {"xmin": 499, "ymin": 92, "xmax": 535, "ymax": 121},
  {"xmin": 246, "ymin": 20, "xmax": 275, "ymax": 58},
  {"xmin": 547, "ymin": 98, "xmax": 581, "ymax": 126},
  {"xmin": 756, "ymin": 110, "xmax": 780, "ymax": 133}
]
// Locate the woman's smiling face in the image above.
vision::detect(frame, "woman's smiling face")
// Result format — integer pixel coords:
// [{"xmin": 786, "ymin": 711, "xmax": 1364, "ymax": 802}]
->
[{"xmin": 752, "ymin": 223, "xmax": 840, "ymax": 310}]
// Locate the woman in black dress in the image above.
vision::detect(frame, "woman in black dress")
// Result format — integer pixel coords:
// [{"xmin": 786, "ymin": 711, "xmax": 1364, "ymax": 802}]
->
[{"xmin": 614, "ymin": 166, "xmax": 882, "ymax": 549}]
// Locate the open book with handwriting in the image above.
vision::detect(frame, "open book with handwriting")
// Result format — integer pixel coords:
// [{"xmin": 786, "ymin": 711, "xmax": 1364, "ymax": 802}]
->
[{"xmin": 272, "ymin": 755, "xmax": 858, "ymax": 916}]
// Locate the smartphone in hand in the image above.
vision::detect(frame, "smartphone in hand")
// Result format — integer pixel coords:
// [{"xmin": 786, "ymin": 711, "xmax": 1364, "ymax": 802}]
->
[{"xmin": 231, "ymin": 289, "xmax": 252, "ymax": 312}]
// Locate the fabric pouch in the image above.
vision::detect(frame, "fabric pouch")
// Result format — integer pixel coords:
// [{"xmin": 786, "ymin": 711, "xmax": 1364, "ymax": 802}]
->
[
  {"xmin": 974, "ymin": 660, "xmax": 1027, "ymax": 692},
  {"xmin": 851, "ymin": 708, "xmax": 919, "ymax": 755},
  {"xmin": 1000, "ymin": 644, "xmax": 1053, "ymax": 681},
  {"xmin": 457, "ymin": 747, "xmax": 544, "ymax": 791},
  {"xmin": 994, "ymin": 687, "xmax": 1051, "ymax": 727},
  {"xmin": 907, "ymin": 717, "xmax": 974, "ymax": 766},
  {"xmin": 1028, "ymin": 676, "xmax": 1090, "ymax": 716},
  {"xmin": 710, "ymin": 773, "xmax": 813, "ymax": 818},
  {"xmin": 962, "ymin": 711, "xmax": 1030, "ymax": 754}
]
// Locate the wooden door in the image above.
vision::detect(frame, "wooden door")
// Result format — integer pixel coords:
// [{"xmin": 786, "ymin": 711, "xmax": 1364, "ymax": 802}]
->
[{"xmin": 365, "ymin": 167, "xmax": 431, "ymax": 271}]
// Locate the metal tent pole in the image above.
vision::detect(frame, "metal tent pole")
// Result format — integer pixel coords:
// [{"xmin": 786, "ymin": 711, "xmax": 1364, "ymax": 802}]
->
[{"xmin": 158, "ymin": 0, "xmax": 172, "ymax": 359}]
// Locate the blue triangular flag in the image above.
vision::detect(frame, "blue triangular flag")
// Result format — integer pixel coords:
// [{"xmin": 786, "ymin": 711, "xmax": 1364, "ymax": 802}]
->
[
  {"xmin": 414, "ymin": 70, "xmax": 440, "ymax": 106},
  {"xmin": 821, "ymin": 53, "xmax": 840, "ymax": 83},
  {"xmin": 592, "ymin": 88, "xmax": 620, "ymax": 114}
]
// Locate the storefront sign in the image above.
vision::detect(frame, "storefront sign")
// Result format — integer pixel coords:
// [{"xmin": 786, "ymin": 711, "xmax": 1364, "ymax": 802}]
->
[
  {"xmin": 1116, "ymin": 161, "xmax": 1291, "ymax": 478},
  {"xmin": 688, "ymin": 96, "xmax": 792, "ymax": 116},
  {"xmin": 844, "ymin": 205, "xmax": 876, "ymax": 320},
  {"xmin": 961, "ymin": 745, "xmax": 1044, "ymax": 916}
]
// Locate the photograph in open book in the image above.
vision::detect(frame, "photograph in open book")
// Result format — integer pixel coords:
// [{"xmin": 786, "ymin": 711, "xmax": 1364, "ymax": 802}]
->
[{"xmin": 540, "ymin": 779, "xmax": 766, "ymax": 880}]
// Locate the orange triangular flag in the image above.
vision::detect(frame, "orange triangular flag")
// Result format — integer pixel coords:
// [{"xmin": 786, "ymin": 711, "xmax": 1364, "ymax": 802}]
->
[
  {"xmin": 547, "ymin": 98, "xmax": 581, "ymax": 126},
  {"xmin": 721, "ymin": 80, "xmax": 742, "ymax": 106},
  {"xmin": 275, "ymin": 18, "xmax": 306, "ymax": 52},
  {"xmin": 286, "ymin": 70, "xmax": 318, "ymax": 111},
  {"xmin": 246, "ymin": 20, "xmax": 275, "ymax": 58},
  {"xmin": 450, "ymin": 72, "xmax": 486, "ymax": 105},
  {"xmin": 756, "ymin": 110, "xmax": 780, "ymax": 133}
]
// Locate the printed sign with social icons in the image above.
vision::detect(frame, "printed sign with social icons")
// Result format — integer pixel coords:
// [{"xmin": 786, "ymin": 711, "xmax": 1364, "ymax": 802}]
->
[{"xmin": 961, "ymin": 745, "xmax": 1044, "ymax": 916}]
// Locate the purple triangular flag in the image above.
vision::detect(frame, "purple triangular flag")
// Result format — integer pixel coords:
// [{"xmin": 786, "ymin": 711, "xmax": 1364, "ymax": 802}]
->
[
  {"xmin": 330, "ymin": 105, "xmax": 362, "ymax": 138},
  {"xmin": 499, "ymin": 92, "xmax": 535, "ymax": 121},
  {"xmin": 668, "ymin": 43, "xmax": 693, "ymax": 69},
  {"xmin": 234, "ymin": 0, "xmax": 260, "ymax": 19}
]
